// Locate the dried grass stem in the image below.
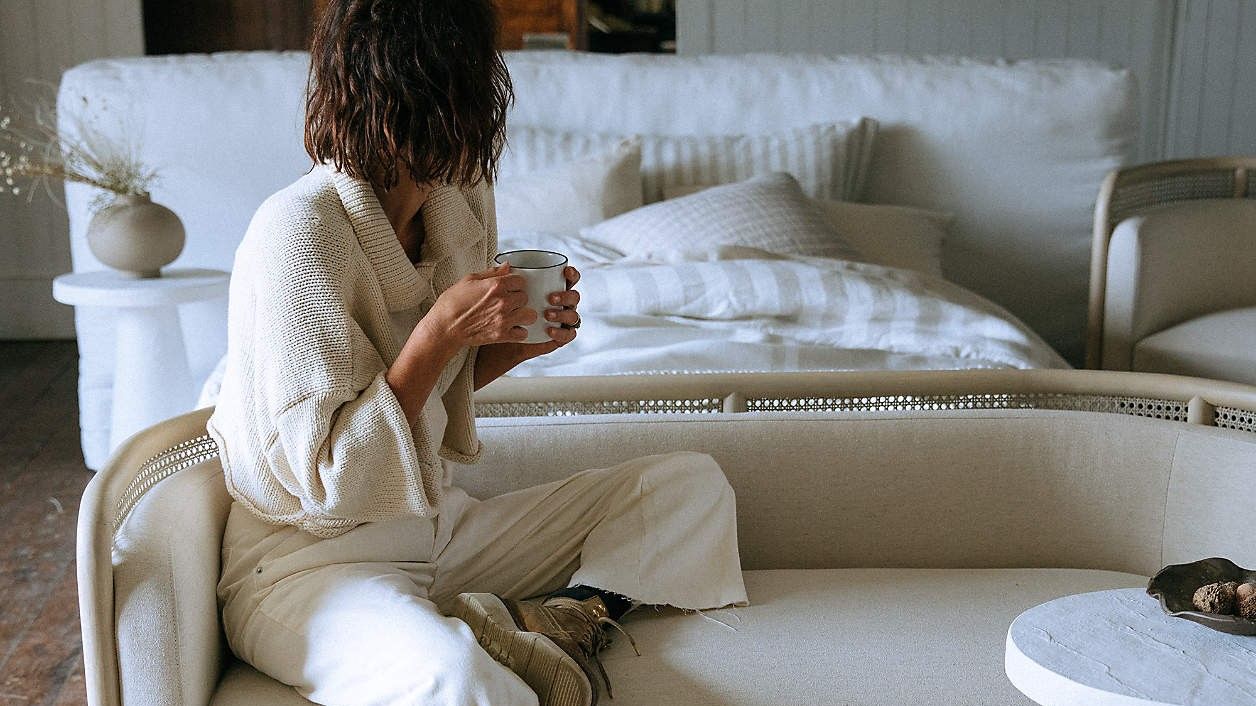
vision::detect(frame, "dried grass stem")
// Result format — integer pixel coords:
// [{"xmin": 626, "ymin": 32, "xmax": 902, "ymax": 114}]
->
[{"xmin": 1, "ymin": 91, "xmax": 156, "ymax": 207}]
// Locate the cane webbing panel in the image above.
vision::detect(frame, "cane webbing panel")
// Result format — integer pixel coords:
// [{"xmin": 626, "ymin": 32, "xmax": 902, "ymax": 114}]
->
[
  {"xmin": 115, "ymin": 434, "xmax": 219, "ymax": 534},
  {"xmin": 1107, "ymin": 171, "xmax": 1236, "ymax": 231},
  {"xmin": 747, "ymin": 393, "xmax": 1190, "ymax": 421},
  {"xmin": 478, "ymin": 398, "xmax": 724, "ymax": 418},
  {"xmin": 1216, "ymin": 406, "xmax": 1256, "ymax": 434}
]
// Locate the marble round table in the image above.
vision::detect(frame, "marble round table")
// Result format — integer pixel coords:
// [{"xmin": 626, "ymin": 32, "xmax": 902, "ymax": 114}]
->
[
  {"xmin": 53, "ymin": 269, "xmax": 229, "ymax": 456},
  {"xmin": 1006, "ymin": 588, "xmax": 1256, "ymax": 705}
]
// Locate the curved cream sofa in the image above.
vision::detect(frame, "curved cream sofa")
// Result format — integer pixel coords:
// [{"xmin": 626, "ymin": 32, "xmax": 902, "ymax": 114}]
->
[{"xmin": 79, "ymin": 370, "xmax": 1256, "ymax": 705}]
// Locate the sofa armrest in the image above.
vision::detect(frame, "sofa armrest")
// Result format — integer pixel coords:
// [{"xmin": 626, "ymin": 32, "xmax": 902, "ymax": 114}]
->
[
  {"xmin": 1101, "ymin": 199, "xmax": 1256, "ymax": 370},
  {"xmin": 77, "ymin": 408, "xmax": 228, "ymax": 706}
]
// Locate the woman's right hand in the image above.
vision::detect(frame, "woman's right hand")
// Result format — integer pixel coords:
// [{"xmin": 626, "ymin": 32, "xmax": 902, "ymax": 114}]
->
[{"xmin": 424, "ymin": 264, "xmax": 535, "ymax": 347}]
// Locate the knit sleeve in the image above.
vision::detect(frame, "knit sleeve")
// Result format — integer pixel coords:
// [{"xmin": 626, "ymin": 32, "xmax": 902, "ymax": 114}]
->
[
  {"xmin": 265, "ymin": 369, "xmax": 440, "ymax": 528},
  {"xmin": 251, "ymin": 229, "xmax": 442, "ymax": 530},
  {"xmin": 482, "ymin": 183, "xmax": 498, "ymax": 267}
]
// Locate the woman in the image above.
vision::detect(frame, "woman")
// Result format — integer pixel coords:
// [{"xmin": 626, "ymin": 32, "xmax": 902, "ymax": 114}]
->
[{"xmin": 208, "ymin": 2, "xmax": 747, "ymax": 705}]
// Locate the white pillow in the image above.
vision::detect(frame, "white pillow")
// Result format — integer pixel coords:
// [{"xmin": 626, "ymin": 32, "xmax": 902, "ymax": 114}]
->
[
  {"xmin": 581, "ymin": 173, "xmax": 861, "ymax": 261},
  {"xmin": 813, "ymin": 200, "xmax": 951, "ymax": 278},
  {"xmin": 497, "ymin": 230, "xmax": 626, "ymax": 265},
  {"xmin": 502, "ymin": 120, "xmax": 878, "ymax": 203},
  {"xmin": 493, "ymin": 138, "xmax": 643, "ymax": 234},
  {"xmin": 662, "ymin": 184, "xmax": 951, "ymax": 277}
]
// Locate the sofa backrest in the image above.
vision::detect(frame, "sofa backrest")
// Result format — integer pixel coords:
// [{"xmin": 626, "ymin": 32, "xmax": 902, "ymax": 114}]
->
[{"xmin": 467, "ymin": 409, "xmax": 1254, "ymax": 577}]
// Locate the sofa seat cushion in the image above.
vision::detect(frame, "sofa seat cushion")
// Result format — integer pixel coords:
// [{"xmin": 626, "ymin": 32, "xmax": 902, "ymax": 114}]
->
[
  {"xmin": 1134, "ymin": 307, "xmax": 1256, "ymax": 385},
  {"xmin": 210, "ymin": 567, "xmax": 1144, "ymax": 705},
  {"xmin": 211, "ymin": 663, "xmax": 311, "ymax": 706}
]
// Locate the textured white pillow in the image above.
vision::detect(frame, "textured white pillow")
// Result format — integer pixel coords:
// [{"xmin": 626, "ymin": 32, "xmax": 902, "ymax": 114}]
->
[
  {"xmin": 581, "ymin": 173, "xmax": 861, "ymax": 261},
  {"xmin": 502, "ymin": 120, "xmax": 877, "ymax": 203},
  {"xmin": 493, "ymin": 138, "xmax": 643, "ymax": 233},
  {"xmin": 813, "ymin": 200, "xmax": 951, "ymax": 277},
  {"xmin": 662, "ymin": 184, "xmax": 951, "ymax": 277}
]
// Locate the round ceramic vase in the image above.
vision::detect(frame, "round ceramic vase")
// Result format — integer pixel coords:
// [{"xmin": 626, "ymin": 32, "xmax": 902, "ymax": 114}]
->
[{"xmin": 86, "ymin": 193, "xmax": 185, "ymax": 279}]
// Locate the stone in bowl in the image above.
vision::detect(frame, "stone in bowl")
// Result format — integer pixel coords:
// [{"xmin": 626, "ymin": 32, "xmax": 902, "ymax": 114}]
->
[{"xmin": 1147, "ymin": 557, "xmax": 1256, "ymax": 635}]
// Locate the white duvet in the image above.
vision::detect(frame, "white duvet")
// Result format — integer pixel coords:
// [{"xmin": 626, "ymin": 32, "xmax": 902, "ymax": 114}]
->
[
  {"xmin": 198, "ymin": 251, "xmax": 1066, "ymax": 407},
  {"xmin": 510, "ymin": 254, "xmax": 1068, "ymax": 377}
]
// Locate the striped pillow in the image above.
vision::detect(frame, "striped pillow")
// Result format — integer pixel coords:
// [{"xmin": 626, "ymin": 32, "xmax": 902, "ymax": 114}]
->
[
  {"xmin": 580, "ymin": 173, "xmax": 862, "ymax": 261},
  {"xmin": 500, "ymin": 120, "xmax": 877, "ymax": 203}
]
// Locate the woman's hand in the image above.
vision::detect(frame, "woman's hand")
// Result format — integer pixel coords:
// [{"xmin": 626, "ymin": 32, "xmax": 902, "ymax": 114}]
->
[
  {"xmin": 472, "ymin": 265, "xmax": 581, "ymax": 389},
  {"xmin": 389, "ymin": 264, "xmax": 533, "ymax": 422},
  {"xmin": 528, "ymin": 264, "xmax": 581, "ymax": 355},
  {"xmin": 424, "ymin": 264, "xmax": 535, "ymax": 347}
]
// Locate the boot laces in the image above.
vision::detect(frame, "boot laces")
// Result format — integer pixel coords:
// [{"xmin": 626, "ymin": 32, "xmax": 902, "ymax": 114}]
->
[{"xmin": 545, "ymin": 601, "xmax": 640, "ymax": 698}]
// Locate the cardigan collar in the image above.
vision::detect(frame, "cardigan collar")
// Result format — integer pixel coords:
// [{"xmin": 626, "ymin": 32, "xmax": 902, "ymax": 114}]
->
[
  {"xmin": 422, "ymin": 184, "xmax": 488, "ymax": 262},
  {"xmin": 327, "ymin": 166, "xmax": 487, "ymax": 312}
]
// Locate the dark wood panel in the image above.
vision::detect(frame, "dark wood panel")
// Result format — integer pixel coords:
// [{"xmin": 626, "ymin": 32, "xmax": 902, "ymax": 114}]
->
[
  {"xmin": 144, "ymin": 0, "xmax": 585, "ymax": 54},
  {"xmin": 144, "ymin": 0, "xmax": 318, "ymax": 54},
  {"xmin": 497, "ymin": 0, "xmax": 587, "ymax": 50}
]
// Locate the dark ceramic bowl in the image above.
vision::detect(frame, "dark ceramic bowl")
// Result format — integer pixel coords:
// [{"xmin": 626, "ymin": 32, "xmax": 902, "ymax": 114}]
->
[{"xmin": 1147, "ymin": 557, "xmax": 1256, "ymax": 635}]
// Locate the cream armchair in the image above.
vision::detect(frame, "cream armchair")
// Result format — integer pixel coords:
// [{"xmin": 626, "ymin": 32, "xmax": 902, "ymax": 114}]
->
[
  {"xmin": 78, "ymin": 370, "xmax": 1256, "ymax": 705},
  {"xmin": 1088, "ymin": 157, "xmax": 1256, "ymax": 382}
]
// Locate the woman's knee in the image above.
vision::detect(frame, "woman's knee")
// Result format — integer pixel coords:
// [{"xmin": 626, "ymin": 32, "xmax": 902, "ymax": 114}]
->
[
  {"xmin": 243, "ymin": 566, "xmax": 537, "ymax": 706},
  {"xmin": 423, "ymin": 620, "xmax": 540, "ymax": 706},
  {"xmin": 637, "ymin": 451, "xmax": 734, "ymax": 498},
  {"xmin": 320, "ymin": 617, "xmax": 538, "ymax": 706}
]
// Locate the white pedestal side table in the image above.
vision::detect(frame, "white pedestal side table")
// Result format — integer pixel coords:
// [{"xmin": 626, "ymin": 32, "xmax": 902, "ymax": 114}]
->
[
  {"xmin": 1006, "ymin": 588, "xmax": 1256, "ymax": 705},
  {"xmin": 53, "ymin": 268, "xmax": 229, "ymax": 456}
]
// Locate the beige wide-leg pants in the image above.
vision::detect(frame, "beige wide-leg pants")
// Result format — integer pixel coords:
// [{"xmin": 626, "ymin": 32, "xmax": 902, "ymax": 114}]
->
[{"xmin": 218, "ymin": 452, "xmax": 748, "ymax": 706}]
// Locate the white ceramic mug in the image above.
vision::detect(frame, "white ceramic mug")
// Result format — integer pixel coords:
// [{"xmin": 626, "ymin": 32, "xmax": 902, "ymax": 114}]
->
[{"xmin": 493, "ymin": 249, "xmax": 569, "ymax": 344}]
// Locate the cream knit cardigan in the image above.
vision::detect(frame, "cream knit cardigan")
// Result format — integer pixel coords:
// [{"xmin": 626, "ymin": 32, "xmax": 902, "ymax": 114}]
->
[{"xmin": 207, "ymin": 165, "xmax": 496, "ymax": 537}]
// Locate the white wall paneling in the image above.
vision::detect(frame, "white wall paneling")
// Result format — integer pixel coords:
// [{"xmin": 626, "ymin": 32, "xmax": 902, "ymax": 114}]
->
[
  {"xmin": 679, "ymin": 0, "xmax": 1256, "ymax": 163},
  {"xmin": 0, "ymin": 0, "xmax": 143, "ymax": 338},
  {"xmin": 1165, "ymin": 0, "xmax": 1256, "ymax": 158}
]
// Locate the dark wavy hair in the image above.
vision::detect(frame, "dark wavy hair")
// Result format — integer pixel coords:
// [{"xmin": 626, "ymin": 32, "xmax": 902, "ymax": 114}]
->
[{"xmin": 304, "ymin": 0, "xmax": 513, "ymax": 189}]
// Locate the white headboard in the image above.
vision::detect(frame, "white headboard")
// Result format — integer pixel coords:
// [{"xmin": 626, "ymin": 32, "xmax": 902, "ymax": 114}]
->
[
  {"xmin": 502, "ymin": 52, "xmax": 1136, "ymax": 363},
  {"xmin": 58, "ymin": 51, "xmax": 1135, "ymax": 468}
]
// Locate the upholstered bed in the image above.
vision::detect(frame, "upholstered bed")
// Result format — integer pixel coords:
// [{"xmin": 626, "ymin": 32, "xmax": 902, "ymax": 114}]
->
[
  {"xmin": 58, "ymin": 52, "xmax": 1136, "ymax": 468},
  {"xmin": 79, "ymin": 369, "xmax": 1256, "ymax": 705}
]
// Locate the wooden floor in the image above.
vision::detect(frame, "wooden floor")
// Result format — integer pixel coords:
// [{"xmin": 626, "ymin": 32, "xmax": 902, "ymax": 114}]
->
[{"xmin": 0, "ymin": 341, "xmax": 91, "ymax": 706}]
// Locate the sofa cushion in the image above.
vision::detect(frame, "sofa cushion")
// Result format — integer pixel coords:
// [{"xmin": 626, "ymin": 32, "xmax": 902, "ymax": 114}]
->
[
  {"xmin": 1133, "ymin": 306, "xmax": 1256, "ymax": 385},
  {"xmin": 209, "ymin": 567, "xmax": 1145, "ymax": 705}
]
